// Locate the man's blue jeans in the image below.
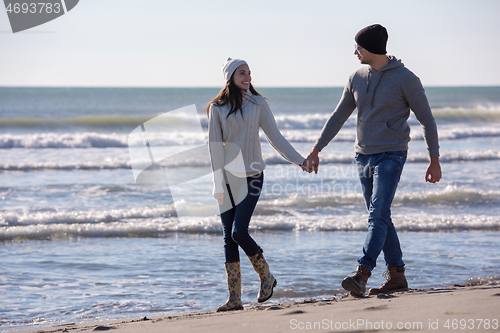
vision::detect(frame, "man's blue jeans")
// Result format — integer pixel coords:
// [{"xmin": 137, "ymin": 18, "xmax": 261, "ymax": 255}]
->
[{"xmin": 355, "ymin": 151, "xmax": 407, "ymax": 271}]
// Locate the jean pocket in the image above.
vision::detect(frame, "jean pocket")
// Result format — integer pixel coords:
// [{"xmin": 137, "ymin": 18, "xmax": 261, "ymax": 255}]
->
[{"xmin": 382, "ymin": 150, "xmax": 407, "ymax": 161}]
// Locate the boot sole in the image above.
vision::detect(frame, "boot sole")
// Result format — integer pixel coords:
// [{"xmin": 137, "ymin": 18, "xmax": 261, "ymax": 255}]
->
[
  {"xmin": 368, "ymin": 287, "xmax": 409, "ymax": 296},
  {"xmin": 216, "ymin": 304, "xmax": 244, "ymax": 312},
  {"xmin": 341, "ymin": 279, "xmax": 365, "ymax": 298},
  {"xmin": 258, "ymin": 278, "xmax": 277, "ymax": 303}
]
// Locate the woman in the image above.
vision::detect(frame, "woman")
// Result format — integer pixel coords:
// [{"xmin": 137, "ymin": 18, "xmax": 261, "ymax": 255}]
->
[{"xmin": 207, "ymin": 57, "xmax": 306, "ymax": 311}]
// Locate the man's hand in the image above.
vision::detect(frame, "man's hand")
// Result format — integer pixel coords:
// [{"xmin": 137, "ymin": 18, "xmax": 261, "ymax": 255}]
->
[
  {"xmin": 425, "ymin": 156, "xmax": 442, "ymax": 183},
  {"xmin": 303, "ymin": 147, "xmax": 320, "ymax": 174}
]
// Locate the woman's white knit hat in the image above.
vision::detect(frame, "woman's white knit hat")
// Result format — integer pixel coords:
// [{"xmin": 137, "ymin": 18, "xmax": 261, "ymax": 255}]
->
[{"xmin": 222, "ymin": 57, "xmax": 247, "ymax": 82}]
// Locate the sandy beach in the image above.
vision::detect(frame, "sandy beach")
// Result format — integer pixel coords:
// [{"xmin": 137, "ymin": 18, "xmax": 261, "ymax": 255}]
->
[{"xmin": 16, "ymin": 284, "xmax": 499, "ymax": 333}]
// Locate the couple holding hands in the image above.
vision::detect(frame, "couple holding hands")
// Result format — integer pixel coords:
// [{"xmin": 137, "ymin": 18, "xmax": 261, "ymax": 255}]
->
[{"xmin": 207, "ymin": 24, "xmax": 442, "ymax": 311}]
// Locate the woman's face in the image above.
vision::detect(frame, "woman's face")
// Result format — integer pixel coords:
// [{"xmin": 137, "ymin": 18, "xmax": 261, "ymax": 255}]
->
[{"xmin": 232, "ymin": 64, "xmax": 251, "ymax": 91}]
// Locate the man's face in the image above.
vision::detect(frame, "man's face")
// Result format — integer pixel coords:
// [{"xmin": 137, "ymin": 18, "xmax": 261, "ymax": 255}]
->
[{"xmin": 354, "ymin": 44, "xmax": 373, "ymax": 65}]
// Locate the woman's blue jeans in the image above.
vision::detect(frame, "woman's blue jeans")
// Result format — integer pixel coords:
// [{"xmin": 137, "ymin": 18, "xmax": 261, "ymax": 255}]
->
[
  {"xmin": 219, "ymin": 172, "xmax": 263, "ymax": 263},
  {"xmin": 355, "ymin": 151, "xmax": 407, "ymax": 271}
]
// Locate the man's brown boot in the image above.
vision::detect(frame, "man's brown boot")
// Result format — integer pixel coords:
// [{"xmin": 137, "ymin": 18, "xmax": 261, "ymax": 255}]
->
[
  {"xmin": 368, "ymin": 266, "xmax": 409, "ymax": 295},
  {"xmin": 341, "ymin": 265, "xmax": 371, "ymax": 297}
]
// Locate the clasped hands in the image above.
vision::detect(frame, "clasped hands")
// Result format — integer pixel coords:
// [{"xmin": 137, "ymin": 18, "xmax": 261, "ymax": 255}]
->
[{"xmin": 301, "ymin": 147, "xmax": 320, "ymax": 174}]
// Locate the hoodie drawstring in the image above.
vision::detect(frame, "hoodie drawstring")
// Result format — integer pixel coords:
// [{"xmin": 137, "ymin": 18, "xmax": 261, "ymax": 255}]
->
[
  {"xmin": 366, "ymin": 70, "xmax": 372, "ymax": 92},
  {"xmin": 370, "ymin": 72, "xmax": 385, "ymax": 110}
]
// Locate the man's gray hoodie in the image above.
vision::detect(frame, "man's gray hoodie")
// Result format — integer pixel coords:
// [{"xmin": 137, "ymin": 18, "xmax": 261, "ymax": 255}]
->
[{"xmin": 314, "ymin": 56, "xmax": 440, "ymax": 158}]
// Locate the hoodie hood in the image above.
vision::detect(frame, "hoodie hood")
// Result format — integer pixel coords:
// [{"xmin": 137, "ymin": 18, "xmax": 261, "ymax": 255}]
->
[{"xmin": 374, "ymin": 55, "xmax": 404, "ymax": 73}]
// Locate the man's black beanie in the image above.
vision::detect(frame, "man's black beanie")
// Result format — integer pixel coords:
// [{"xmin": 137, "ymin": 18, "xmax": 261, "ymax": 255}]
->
[{"xmin": 355, "ymin": 24, "xmax": 388, "ymax": 55}]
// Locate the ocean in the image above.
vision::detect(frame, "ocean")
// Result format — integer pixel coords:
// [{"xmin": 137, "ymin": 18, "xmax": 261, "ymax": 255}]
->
[{"xmin": 1, "ymin": 86, "xmax": 499, "ymax": 331}]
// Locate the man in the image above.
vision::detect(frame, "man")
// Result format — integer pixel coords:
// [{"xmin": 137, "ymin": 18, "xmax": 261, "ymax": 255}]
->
[{"xmin": 304, "ymin": 24, "xmax": 442, "ymax": 297}]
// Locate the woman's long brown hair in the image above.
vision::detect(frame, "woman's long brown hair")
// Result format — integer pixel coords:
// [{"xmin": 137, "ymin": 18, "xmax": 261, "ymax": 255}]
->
[{"xmin": 206, "ymin": 73, "xmax": 261, "ymax": 117}]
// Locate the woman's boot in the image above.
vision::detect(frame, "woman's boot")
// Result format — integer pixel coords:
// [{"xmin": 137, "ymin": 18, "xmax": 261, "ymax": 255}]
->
[
  {"xmin": 217, "ymin": 262, "xmax": 244, "ymax": 312},
  {"xmin": 248, "ymin": 248, "xmax": 277, "ymax": 303}
]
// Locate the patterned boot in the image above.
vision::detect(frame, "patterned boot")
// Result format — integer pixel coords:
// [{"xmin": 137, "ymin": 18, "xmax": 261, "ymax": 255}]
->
[
  {"xmin": 217, "ymin": 262, "xmax": 244, "ymax": 312},
  {"xmin": 369, "ymin": 266, "xmax": 409, "ymax": 295},
  {"xmin": 341, "ymin": 265, "xmax": 371, "ymax": 298},
  {"xmin": 248, "ymin": 248, "xmax": 277, "ymax": 303}
]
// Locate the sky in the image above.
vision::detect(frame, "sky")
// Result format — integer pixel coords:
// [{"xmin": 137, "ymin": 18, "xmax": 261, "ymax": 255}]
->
[{"xmin": 1, "ymin": 0, "xmax": 499, "ymax": 87}]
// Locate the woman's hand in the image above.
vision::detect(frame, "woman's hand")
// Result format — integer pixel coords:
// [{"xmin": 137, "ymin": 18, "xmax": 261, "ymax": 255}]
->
[
  {"xmin": 303, "ymin": 147, "xmax": 320, "ymax": 174},
  {"xmin": 300, "ymin": 162, "xmax": 308, "ymax": 172},
  {"xmin": 213, "ymin": 193, "xmax": 224, "ymax": 205}
]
